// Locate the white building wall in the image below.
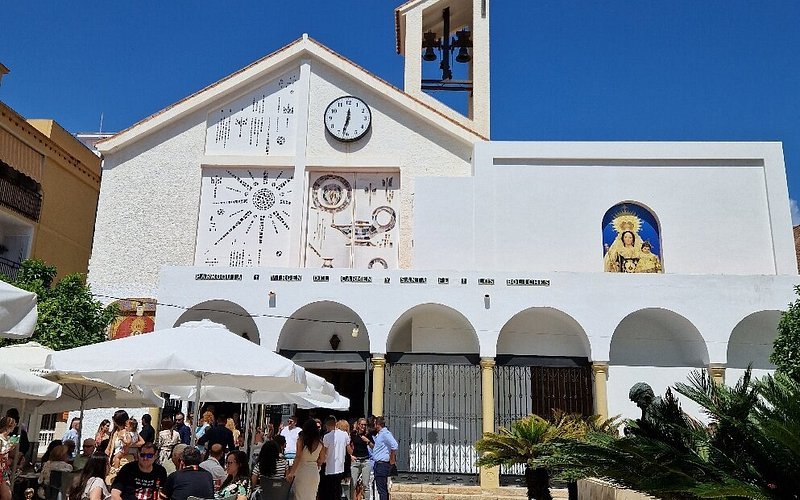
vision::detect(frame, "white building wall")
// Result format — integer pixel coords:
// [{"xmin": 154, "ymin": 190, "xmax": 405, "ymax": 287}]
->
[
  {"xmin": 415, "ymin": 141, "xmax": 797, "ymax": 276},
  {"xmin": 89, "ymin": 60, "xmax": 474, "ymax": 301},
  {"xmin": 157, "ymin": 267, "xmax": 798, "ymax": 420}
]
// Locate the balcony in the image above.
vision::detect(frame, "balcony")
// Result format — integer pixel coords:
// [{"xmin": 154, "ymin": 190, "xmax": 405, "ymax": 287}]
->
[
  {"xmin": 0, "ymin": 175, "xmax": 41, "ymax": 222},
  {"xmin": 0, "ymin": 256, "xmax": 20, "ymax": 280}
]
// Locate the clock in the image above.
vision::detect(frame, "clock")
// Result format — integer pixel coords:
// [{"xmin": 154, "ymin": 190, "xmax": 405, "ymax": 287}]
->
[{"xmin": 324, "ymin": 96, "xmax": 372, "ymax": 142}]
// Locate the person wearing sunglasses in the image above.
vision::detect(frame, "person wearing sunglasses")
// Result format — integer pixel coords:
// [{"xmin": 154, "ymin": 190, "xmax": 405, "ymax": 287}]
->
[{"xmin": 110, "ymin": 443, "xmax": 167, "ymax": 500}]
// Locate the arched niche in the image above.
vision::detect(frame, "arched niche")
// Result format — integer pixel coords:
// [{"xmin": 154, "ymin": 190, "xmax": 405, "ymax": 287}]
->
[
  {"xmin": 727, "ymin": 310, "xmax": 780, "ymax": 370},
  {"xmin": 602, "ymin": 201, "xmax": 663, "ymax": 273},
  {"xmin": 610, "ymin": 308, "xmax": 708, "ymax": 367},
  {"xmin": 497, "ymin": 307, "xmax": 591, "ymax": 359},
  {"xmin": 387, "ymin": 303, "xmax": 479, "ymax": 354},
  {"xmin": 174, "ymin": 299, "xmax": 259, "ymax": 344},
  {"xmin": 277, "ymin": 301, "xmax": 369, "ymax": 353}
]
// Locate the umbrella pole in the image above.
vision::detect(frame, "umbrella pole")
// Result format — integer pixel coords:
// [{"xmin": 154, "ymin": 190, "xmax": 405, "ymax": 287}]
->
[
  {"xmin": 243, "ymin": 391, "xmax": 252, "ymax": 455},
  {"xmin": 10, "ymin": 399, "xmax": 26, "ymax": 482},
  {"xmin": 77, "ymin": 396, "xmax": 85, "ymax": 449},
  {"xmin": 191, "ymin": 375, "xmax": 202, "ymax": 446}
]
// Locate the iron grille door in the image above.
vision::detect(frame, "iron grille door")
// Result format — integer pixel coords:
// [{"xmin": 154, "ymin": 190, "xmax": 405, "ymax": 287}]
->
[
  {"xmin": 385, "ymin": 362, "xmax": 481, "ymax": 477},
  {"xmin": 531, "ymin": 365, "xmax": 593, "ymax": 420},
  {"xmin": 494, "ymin": 363, "xmax": 593, "ymax": 476}
]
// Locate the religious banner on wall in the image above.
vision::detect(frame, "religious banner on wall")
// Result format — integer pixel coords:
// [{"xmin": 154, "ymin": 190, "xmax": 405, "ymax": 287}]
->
[
  {"xmin": 195, "ymin": 167, "xmax": 294, "ymax": 267},
  {"xmin": 602, "ymin": 204, "xmax": 663, "ymax": 273},
  {"xmin": 205, "ymin": 69, "xmax": 300, "ymax": 156},
  {"xmin": 305, "ymin": 172, "xmax": 399, "ymax": 269}
]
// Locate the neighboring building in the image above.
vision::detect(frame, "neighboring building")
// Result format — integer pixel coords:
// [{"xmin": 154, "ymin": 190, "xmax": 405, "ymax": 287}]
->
[
  {"xmin": 88, "ymin": 0, "xmax": 797, "ymax": 488},
  {"xmin": 0, "ymin": 97, "xmax": 102, "ymax": 279}
]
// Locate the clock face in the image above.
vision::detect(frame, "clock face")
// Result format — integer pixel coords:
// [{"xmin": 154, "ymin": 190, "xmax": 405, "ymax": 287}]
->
[{"xmin": 324, "ymin": 96, "xmax": 371, "ymax": 142}]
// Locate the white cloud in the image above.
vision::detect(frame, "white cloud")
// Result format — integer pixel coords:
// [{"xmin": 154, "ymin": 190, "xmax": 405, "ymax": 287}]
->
[{"xmin": 791, "ymin": 198, "xmax": 800, "ymax": 226}]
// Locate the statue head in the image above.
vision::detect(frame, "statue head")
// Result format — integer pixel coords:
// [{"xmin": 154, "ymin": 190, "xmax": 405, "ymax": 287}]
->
[{"xmin": 629, "ymin": 382, "xmax": 656, "ymax": 411}]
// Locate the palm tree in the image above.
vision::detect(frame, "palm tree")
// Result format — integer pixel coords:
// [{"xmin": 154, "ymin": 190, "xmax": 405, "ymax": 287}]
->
[
  {"xmin": 552, "ymin": 369, "xmax": 800, "ymax": 499},
  {"xmin": 475, "ymin": 412, "xmax": 619, "ymax": 500}
]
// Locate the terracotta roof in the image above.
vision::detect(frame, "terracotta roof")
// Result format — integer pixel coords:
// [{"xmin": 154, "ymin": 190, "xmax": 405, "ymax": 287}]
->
[
  {"xmin": 794, "ymin": 225, "xmax": 800, "ymax": 269},
  {"xmin": 98, "ymin": 35, "xmax": 485, "ymax": 152}
]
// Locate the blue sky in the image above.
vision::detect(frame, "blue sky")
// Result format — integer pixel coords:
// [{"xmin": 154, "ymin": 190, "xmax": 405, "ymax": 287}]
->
[{"xmin": 2, "ymin": 1, "xmax": 799, "ymax": 217}]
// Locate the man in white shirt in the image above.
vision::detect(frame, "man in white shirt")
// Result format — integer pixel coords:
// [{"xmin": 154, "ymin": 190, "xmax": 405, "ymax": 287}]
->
[
  {"xmin": 320, "ymin": 416, "xmax": 350, "ymax": 500},
  {"xmin": 279, "ymin": 416, "xmax": 301, "ymax": 461},
  {"xmin": 199, "ymin": 443, "xmax": 227, "ymax": 491}
]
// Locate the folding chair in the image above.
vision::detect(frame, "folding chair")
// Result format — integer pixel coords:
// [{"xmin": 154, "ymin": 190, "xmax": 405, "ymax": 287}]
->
[{"xmin": 258, "ymin": 476, "xmax": 293, "ymax": 500}]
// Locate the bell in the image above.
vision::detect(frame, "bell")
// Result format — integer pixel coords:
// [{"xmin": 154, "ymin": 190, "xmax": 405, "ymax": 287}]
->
[
  {"xmin": 454, "ymin": 29, "xmax": 472, "ymax": 63},
  {"xmin": 456, "ymin": 45, "xmax": 471, "ymax": 63},
  {"xmin": 422, "ymin": 31, "xmax": 439, "ymax": 62}
]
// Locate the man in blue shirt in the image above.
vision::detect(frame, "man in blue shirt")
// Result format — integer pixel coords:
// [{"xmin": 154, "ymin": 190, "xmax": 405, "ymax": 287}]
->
[
  {"xmin": 62, "ymin": 417, "xmax": 81, "ymax": 458},
  {"xmin": 173, "ymin": 412, "xmax": 191, "ymax": 445},
  {"xmin": 371, "ymin": 416, "xmax": 398, "ymax": 500}
]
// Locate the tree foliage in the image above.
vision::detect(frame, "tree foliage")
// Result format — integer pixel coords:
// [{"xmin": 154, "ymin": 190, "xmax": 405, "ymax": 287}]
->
[
  {"xmin": 475, "ymin": 412, "xmax": 620, "ymax": 500},
  {"xmin": 770, "ymin": 285, "xmax": 800, "ymax": 381},
  {"xmin": 0, "ymin": 259, "xmax": 117, "ymax": 351},
  {"xmin": 550, "ymin": 370, "xmax": 800, "ymax": 499}
]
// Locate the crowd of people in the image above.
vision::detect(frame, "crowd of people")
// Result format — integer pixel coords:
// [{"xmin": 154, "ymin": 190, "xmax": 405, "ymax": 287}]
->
[{"xmin": 0, "ymin": 407, "xmax": 399, "ymax": 500}]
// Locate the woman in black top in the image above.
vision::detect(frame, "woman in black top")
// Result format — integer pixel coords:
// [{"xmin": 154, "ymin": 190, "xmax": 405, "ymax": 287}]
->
[{"xmin": 347, "ymin": 418, "xmax": 374, "ymax": 500}]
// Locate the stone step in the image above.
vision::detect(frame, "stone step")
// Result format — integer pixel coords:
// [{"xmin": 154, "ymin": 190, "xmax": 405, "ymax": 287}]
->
[{"xmin": 390, "ymin": 483, "xmax": 568, "ymax": 499}]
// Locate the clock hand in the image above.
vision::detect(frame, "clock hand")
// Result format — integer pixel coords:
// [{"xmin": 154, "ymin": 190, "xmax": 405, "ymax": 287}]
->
[{"xmin": 343, "ymin": 109, "xmax": 351, "ymax": 131}]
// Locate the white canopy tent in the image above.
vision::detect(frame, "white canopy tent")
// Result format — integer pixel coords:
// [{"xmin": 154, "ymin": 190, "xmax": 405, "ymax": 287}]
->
[
  {"xmin": 45, "ymin": 320, "xmax": 308, "ymax": 444},
  {"xmin": 0, "ymin": 342, "xmax": 163, "ymax": 444},
  {"xmin": 0, "ymin": 367, "xmax": 61, "ymax": 401},
  {"xmin": 0, "ymin": 280, "xmax": 37, "ymax": 339},
  {"xmin": 163, "ymin": 372, "xmax": 350, "ymax": 446}
]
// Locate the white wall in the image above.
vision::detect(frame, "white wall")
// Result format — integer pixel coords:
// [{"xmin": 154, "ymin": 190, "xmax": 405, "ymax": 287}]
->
[
  {"xmin": 415, "ymin": 142, "xmax": 797, "ymax": 276},
  {"xmin": 89, "ymin": 56, "xmax": 474, "ymax": 301}
]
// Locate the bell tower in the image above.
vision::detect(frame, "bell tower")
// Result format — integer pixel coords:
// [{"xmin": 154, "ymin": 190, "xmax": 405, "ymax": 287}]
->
[{"xmin": 395, "ymin": 0, "xmax": 490, "ymax": 138}]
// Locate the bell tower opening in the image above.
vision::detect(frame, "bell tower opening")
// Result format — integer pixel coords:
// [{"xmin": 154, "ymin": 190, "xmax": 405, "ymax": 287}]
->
[{"xmin": 396, "ymin": 0, "xmax": 490, "ymax": 137}]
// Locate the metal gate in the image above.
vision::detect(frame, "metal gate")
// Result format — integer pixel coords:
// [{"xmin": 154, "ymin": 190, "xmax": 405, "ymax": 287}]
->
[
  {"xmin": 385, "ymin": 357, "xmax": 481, "ymax": 479},
  {"xmin": 494, "ymin": 359, "xmax": 593, "ymax": 476}
]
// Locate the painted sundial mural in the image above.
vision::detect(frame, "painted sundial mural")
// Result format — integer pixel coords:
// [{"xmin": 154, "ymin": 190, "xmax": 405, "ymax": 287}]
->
[
  {"xmin": 602, "ymin": 203, "xmax": 663, "ymax": 273},
  {"xmin": 205, "ymin": 69, "xmax": 300, "ymax": 156},
  {"xmin": 305, "ymin": 172, "xmax": 400, "ymax": 269},
  {"xmin": 195, "ymin": 168, "xmax": 294, "ymax": 267}
]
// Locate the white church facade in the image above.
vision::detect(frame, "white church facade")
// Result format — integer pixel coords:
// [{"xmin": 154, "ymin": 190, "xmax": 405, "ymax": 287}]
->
[{"xmin": 88, "ymin": 0, "xmax": 797, "ymax": 485}]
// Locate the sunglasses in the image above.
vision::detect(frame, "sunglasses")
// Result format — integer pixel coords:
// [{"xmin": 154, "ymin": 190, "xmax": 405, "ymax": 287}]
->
[{"xmin": 140, "ymin": 453, "xmax": 155, "ymax": 459}]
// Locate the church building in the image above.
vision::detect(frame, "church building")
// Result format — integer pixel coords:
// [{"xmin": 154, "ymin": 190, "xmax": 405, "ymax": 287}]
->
[{"xmin": 88, "ymin": 0, "xmax": 797, "ymax": 486}]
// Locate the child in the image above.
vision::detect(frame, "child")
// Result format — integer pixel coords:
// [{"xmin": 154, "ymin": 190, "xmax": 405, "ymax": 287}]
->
[{"xmin": 635, "ymin": 241, "xmax": 662, "ymax": 273}]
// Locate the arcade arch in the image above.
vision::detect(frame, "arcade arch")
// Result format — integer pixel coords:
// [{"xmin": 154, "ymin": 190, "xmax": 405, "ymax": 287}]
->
[
  {"xmin": 495, "ymin": 307, "xmax": 594, "ymax": 428},
  {"xmin": 727, "ymin": 310, "xmax": 780, "ymax": 375},
  {"xmin": 387, "ymin": 303, "xmax": 479, "ymax": 354},
  {"xmin": 610, "ymin": 308, "xmax": 707, "ymax": 367},
  {"xmin": 174, "ymin": 299, "xmax": 259, "ymax": 344},
  {"xmin": 608, "ymin": 308, "xmax": 708, "ymax": 420},
  {"xmin": 496, "ymin": 307, "xmax": 590, "ymax": 358},
  {"xmin": 277, "ymin": 301, "xmax": 370, "ymax": 419},
  {"xmin": 385, "ymin": 304, "xmax": 481, "ymax": 475}
]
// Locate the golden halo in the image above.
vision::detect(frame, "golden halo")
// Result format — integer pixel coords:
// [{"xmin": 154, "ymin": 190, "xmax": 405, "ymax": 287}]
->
[{"xmin": 610, "ymin": 206, "xmax": 642, "ymax": 234}]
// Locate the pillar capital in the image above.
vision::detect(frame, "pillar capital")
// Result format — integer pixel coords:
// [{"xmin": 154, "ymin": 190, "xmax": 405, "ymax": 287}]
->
[
  {"xmin": 371, "ymin": 355, "xmax": 386, "ymax": 368},
  {"xmin": 708, "ymin": 363, "xmax": 726, "ymax": 385},
  {"xmin": 479, "ymin": 357, "xmax": 495, "ymax": 370},
  {"xmin": 592, "ymin": 362, "xmax": 609, "ymax": 375}
]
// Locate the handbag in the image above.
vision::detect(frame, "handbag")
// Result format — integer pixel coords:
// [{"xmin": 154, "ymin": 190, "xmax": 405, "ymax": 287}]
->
[
  {"xmin": 354, "ymin": 478, "xmax": 365, "ymax": 500},
  {"xmin": 388, "ymin": 464, "xmax": 398, "ymax": 477}
]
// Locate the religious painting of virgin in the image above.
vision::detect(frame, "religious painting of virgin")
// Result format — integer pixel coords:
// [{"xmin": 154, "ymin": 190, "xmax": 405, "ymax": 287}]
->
[{"xmin": 602, "ymin": 204, "xmax": 663, "ymax": 273}]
